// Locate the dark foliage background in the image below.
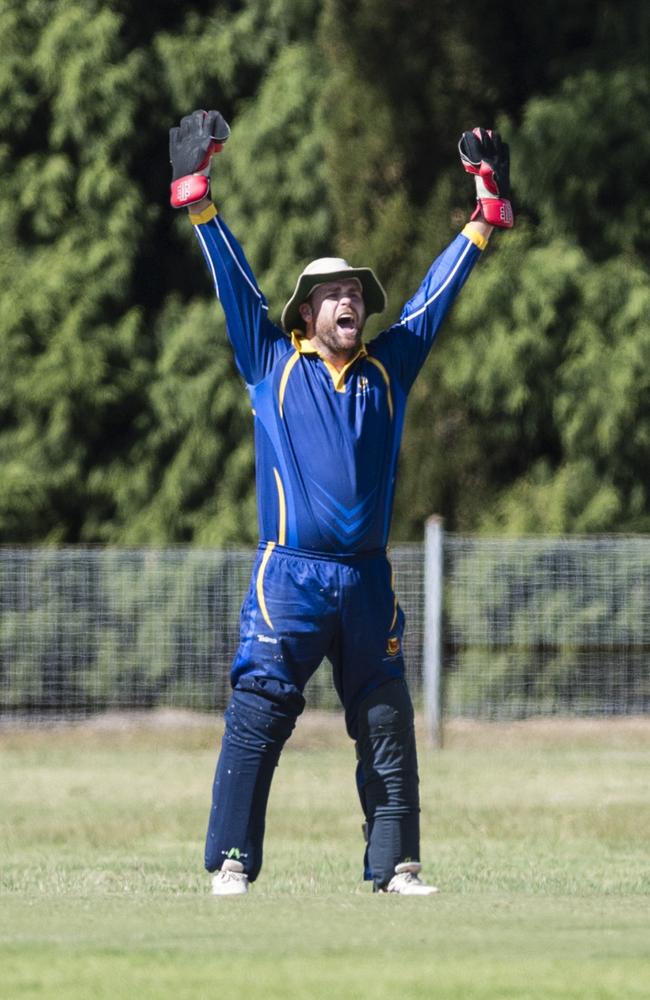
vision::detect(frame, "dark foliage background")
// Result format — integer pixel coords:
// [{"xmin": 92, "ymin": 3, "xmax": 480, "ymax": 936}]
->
[{"xmin": 2, "ymin": 0, "xmax": 650, "ymax": 543}]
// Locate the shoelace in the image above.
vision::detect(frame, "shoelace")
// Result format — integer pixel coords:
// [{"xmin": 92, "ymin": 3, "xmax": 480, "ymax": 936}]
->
[{"xmin": 219, "ymin": 869, "xmax": 245, "ymax": 882}]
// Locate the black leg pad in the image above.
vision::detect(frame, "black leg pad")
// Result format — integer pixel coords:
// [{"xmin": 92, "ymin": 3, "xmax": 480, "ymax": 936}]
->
[{"xmin": 356, "ymin": 679, "xmax": 421, "ymax": 889}]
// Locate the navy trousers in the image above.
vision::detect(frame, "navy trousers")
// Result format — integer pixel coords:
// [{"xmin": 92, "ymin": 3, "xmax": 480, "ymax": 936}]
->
[{"xmin": 204, "ymin": 545, "xmax": 421, "ymax": 887}]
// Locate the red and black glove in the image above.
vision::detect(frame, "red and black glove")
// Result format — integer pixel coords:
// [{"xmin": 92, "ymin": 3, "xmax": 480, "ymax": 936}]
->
[
  {"xmin": 169, "ymin": 110, "xmax": 230, "ymax": 209},
  {"xmin": 459, "ymin": 128, "xmax": 513, "ymax": 228}
]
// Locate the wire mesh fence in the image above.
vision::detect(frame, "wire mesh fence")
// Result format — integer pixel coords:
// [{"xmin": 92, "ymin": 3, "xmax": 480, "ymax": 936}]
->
[
  {"xmin": 444, "ymin": 536, "xmax": 650, "ymax": 718},
  {"xmin": 0, "ymin": 546, "xmax": 424, "ymax": 722},
  {"xmin": 0, "ymin": 538, "xmax": 648, "ymax": 724},
  {"xmin": 0, "ymin": 548, "xmax": 250, "ymax": 720}
]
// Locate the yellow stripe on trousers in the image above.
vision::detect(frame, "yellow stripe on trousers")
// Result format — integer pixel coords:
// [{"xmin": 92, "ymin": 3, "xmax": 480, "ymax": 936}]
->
[{"xmin": 256, "ymin": 542, "xmax": 276, "ymax": 630}]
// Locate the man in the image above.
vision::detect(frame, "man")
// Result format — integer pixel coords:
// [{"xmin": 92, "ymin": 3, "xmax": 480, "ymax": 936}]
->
[{"xmin": 169, "ymin": 111, "xmax": 513, "ymax": 895}]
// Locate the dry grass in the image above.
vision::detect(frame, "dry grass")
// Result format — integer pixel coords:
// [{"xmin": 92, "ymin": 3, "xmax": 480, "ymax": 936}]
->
[
  {"xmin": 2, "ymin": 707, "xmax": 650, "ymax": 753},
  {"xmin": 2, "ymin": 710, "xmax": 649, "ymax": 999}
]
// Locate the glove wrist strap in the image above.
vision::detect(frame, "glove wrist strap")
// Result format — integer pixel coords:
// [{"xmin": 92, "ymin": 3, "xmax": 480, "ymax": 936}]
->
[
  {"xmin": 170, "ymin": 174, "xmax": 210, "ymax": 209},
  {"xmin": 473, "ymin": 198, "xmax": 514, "ymax": 229}
]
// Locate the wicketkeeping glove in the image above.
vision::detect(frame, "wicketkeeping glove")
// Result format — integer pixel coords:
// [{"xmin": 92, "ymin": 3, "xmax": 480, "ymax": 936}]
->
[
  {"xmin": 458, "ymin": 128, "xmax": 514, "ymax": 228},
  {"xmin": 169, "ymin": 110, "xmax": 231, "ymax": 209}
]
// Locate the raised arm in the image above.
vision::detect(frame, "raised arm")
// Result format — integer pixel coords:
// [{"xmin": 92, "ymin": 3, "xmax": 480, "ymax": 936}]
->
[
  {"xmin": 371, "ymin": 127, "xmax": 513, "ymax": 392},
  {"xmin": 169, "ymin": 111, "xmax": 288, "ymax": 386}
]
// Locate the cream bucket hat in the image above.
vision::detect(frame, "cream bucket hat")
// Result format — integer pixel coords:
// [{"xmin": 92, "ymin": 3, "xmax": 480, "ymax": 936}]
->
[{"xmin": 281, "ymin": 257, "xmax": 387, "ymax": 333}]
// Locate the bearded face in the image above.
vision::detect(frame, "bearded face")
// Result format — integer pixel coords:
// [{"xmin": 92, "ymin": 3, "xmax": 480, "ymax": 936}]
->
[{"xmin": 299, "ymin": 279, "xmax": 367, "ymax": 362}]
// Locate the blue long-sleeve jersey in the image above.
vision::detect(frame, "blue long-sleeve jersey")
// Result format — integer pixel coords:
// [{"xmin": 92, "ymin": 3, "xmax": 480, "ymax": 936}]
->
[{"xmin": 191, "ymin": 204, "xmax": 486, "ymax": 555}]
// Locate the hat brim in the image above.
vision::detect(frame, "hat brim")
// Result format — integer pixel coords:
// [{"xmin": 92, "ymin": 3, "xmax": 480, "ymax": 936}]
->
[{"xmin": 281, "ymin": 266, "xmax": 387, "ymax": 333}]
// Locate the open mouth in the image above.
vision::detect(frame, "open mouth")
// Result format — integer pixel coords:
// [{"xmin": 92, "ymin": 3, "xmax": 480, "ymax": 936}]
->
[{"xmin": 337, "ymin": 313, "xmax": 357, "ymax": 331}]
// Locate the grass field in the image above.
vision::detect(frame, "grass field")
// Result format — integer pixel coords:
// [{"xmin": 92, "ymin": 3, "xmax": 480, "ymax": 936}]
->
[{"xmin": 1, "ymin": 711, "xmax": 649, "ymax": 999}]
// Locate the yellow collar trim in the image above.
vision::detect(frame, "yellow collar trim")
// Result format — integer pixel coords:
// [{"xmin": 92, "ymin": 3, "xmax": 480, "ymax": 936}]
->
[
  {"xmin": 290, "ymin": 330, "xmax": 318, "ymax": 353},
  {"xmin": 290, "ymin": 331, "xmax": 367, "ymax": 392}
]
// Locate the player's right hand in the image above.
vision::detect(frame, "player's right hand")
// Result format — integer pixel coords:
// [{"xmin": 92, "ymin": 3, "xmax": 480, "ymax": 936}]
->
[
  {"xmin": 169, "ymin": 110, "xmax": 230, "ymax": 209},
  {"xmin": 459, "ymin": 128, "xmax": 514, "ymax": 228}
]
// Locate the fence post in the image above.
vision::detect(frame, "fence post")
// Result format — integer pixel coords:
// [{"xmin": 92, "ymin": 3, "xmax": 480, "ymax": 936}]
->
[{"xmin": 423, "ymin": 515, "xmax": 444, "ymax": 748}]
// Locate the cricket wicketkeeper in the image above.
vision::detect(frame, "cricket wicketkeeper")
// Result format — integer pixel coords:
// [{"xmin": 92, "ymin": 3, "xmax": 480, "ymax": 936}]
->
[{"xmin": 168, "ymin": 111, "xmax": 513, "ymax": 895}]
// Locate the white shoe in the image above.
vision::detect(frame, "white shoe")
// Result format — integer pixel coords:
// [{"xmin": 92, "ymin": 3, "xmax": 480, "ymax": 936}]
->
[
  {"xmin": 379, "ymin": 862, "xmax": 439, "ymax": 896},
  {"xmin": 211, "ymin": 859, "xmax": 249, "ymax": 896}
]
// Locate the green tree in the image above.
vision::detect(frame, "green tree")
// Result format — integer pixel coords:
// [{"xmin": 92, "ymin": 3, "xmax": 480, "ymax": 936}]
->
[
  {"xmin": 0, "ymin": 0, "xmax": 153, "ymax": 541},
  {"xmin": 4, "ymin": 0, "xmax": 650, "ymax": 544},
  {"xmin": 117, "ymin": 39, "xmax": 331, "ymax": 544},
  {"xmin": 317, "ymin": 0, "xmax": 650, "ymax": 538},
  {"xmin": 430, "ymin": 64, "xmax": 650, "ymax": 535},
  {"xmin": 0, "ymin": 0, "xmax": 328, "ymax": 544}
]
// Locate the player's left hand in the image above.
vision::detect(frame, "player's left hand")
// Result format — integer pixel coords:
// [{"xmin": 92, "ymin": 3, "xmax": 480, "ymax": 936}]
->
[
  {"xmin": 459, "ymin": 128, "xmax": 514, "ymax": 229},
  {"xmin": 169, "ymin": 110, "xmax": 231, "ymax": 209}
]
